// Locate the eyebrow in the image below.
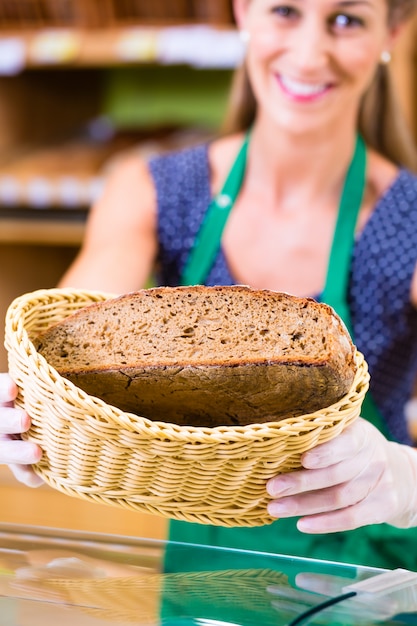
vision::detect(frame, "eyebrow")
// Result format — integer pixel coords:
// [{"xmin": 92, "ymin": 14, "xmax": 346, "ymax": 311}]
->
[
  {"xmin": 334, "ymin": 0, "xmax": 377, "ymax": 12},
  {"xmin": 290, "ymin": 0, "xmax": 374, "ymax": 6},
  {"xmin": 336, "ymin": 0, "xmax": 372, "ymax": 5}
]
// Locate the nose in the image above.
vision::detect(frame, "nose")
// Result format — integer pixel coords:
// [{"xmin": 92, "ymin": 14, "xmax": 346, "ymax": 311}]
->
[{"xmin": 290, "ymin": 17, "xmax": 330, "ymax": 71}]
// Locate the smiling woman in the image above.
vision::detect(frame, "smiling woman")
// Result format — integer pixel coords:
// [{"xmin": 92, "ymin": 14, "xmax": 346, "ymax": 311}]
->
[
  {"xmin": 225, "ymin": 0, "xmax": 417, "ymax": 170},
  {"xmin": 234, "ymin": 0, "xmax": 394, "ymax": 140},
  {"xmin": 1, "ymin": 0, "xmax": 417, "ymax": 571}
]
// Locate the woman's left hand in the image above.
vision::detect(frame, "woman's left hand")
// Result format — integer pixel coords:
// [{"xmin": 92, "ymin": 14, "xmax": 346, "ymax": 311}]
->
[{"xmin": 266, "ymin": 417, "xmax": 417, "ymax": 533}]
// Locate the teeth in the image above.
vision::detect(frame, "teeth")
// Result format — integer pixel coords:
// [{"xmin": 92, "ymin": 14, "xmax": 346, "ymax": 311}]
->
[{"xmin": 280, "ymin": 76, "xmax": 327, "ymax": 96}]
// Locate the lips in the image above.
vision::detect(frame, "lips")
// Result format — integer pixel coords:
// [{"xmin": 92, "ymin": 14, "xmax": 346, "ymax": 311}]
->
[{"xmin": 278, "ymin": 75, "xmax": 332, "ymax": 100}]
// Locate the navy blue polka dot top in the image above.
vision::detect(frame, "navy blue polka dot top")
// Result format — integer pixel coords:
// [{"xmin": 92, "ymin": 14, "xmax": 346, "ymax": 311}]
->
[{"xmin": 148, "ymin": 143, "xmax": 417, "ymax": 445}]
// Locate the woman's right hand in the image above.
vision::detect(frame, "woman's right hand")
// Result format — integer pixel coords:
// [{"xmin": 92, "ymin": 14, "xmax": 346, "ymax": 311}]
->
[{"xmin": 0, "ymin": 373, "xmax": 43, "ymax": 487}]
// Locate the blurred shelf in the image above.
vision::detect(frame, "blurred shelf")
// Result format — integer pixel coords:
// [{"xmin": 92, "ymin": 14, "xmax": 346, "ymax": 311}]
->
[
  {"xmin": 0, "ymin": 25, "xmax": 243, "ymax": 73},
  {"xmin": 0, "ymin": 208, "xmax": 87, "ymax": 245}
]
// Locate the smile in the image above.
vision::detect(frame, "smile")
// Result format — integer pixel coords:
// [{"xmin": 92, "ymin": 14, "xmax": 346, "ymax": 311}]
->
[{"xmin": 278, "ymin": 75, "xmax": 331, "ymax": 100}]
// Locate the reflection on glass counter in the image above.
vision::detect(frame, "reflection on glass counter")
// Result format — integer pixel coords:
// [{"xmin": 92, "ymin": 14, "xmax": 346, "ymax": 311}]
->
[{"xmin": 0, "ymin": 523, "xmax": 416, "ymax": 626}]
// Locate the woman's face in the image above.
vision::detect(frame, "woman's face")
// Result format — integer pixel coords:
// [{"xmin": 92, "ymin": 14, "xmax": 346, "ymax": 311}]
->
[{"xmin": 234, "ymin": 0, "xmax": 396, "ymax": 134}]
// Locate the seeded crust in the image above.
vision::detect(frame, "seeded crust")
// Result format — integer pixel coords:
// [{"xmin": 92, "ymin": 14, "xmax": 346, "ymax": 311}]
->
[{"xmin": 34, "ymin": 285, "xmax": 357, "ymax": 427}]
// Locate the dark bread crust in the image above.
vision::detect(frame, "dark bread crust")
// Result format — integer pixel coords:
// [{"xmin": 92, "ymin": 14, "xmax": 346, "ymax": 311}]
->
[{"xmin": 34, "ymin": 285, "xmax": 357, "ymax": 426}]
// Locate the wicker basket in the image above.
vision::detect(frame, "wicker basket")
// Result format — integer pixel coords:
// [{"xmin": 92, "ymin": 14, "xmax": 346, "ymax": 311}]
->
[{"xmin": 5, "ymin": 288, "xmax": 369, "ymax": 527}]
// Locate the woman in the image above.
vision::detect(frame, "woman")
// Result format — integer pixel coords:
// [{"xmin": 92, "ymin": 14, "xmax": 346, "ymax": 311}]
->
[{"xmin": 2, "ymin": 0, "xmax": 417, "ymax": 569}]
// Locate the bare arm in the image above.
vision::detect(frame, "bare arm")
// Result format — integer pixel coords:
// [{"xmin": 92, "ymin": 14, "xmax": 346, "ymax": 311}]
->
[{"xmin": 59, "ymin": 153, "xmax": 158, "ymax": 294}]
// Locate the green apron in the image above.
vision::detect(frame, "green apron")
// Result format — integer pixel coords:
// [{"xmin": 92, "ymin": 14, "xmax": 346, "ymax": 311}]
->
[{"xmin": 171, "ymin": 135, "xmax": 417, "ymax": 570}]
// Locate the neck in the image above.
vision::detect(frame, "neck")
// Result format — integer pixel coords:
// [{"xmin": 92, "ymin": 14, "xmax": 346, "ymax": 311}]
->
[{"xmin": 247, "ymin": 117, "xmax": 360, "ymax": 210}]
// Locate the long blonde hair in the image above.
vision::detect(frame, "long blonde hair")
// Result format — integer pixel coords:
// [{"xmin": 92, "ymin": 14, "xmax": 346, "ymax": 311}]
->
[{"xmin": 222, "ymin": 0, "xmax": 417, "ymax": 171}]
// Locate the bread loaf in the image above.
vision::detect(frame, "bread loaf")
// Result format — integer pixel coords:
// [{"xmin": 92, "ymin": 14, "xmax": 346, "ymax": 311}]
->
[{"xmin": 34, "ymin": 285, "xmax": 357, "ymax": 427}]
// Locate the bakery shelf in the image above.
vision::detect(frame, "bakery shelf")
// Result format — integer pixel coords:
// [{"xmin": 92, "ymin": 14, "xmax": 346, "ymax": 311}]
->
[
  {"xmin": 0, "ymin": 25, "xmax": 242, "ymax": 72},
  {"xmin": 0, "ymin": 207, "xmax": 87, "ymax": 245},
  {"xmin": 0, "ymin": 0, "xmax": 234, "ymax": 30},
  {"xmin": 0, "ymin": 126, "xmax": 217, "ymax": 216}
]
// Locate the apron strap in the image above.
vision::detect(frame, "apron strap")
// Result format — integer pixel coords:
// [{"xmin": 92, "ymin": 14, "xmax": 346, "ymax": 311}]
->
[
  {"xmin": 321, "ymin": 135, "xmax": 392, "ymax": 439},
  {"xmin": 180, "ymin": 134, "xmax": 250, "ymax": 286},
  {"xmin": 321, "ymin": 134, "xmax": 366, "ymax": 335}
]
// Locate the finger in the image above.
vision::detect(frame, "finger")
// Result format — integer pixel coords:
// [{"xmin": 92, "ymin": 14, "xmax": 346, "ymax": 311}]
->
[
  {"xmin": 267, "ymin": 461, "xmax": 383, "ymax": 519},
  {"xmin": 301, "ymin": 418, "xmax": 375, "ymax": 469},
  {"xmin": 0, "ymin": 373, "xmax": 17, "ymax": 404},
  {"xmin": 296, "ymin": 506, "xmax": 374, "ymax": 534},
  {"xmin": 9, "ymin": 463, "xmax": 44, "ymax": 488},
  {"xmin": 295, "ymin": 485, "xmax": 393, "ymax": 533},
  {"xmin": 0, "ymin": 407, "xmax": 30, "ymax": 434},
  {"xmin": 267, "ymin": 442, "xmax": 373, "ymax": 497},
  {"xmin": 0, "ymin": 437, "xmax": 42, "ymax": 465}
]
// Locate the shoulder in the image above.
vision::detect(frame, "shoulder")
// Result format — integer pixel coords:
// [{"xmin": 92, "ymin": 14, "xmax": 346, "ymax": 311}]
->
[
  {"xmin": 368, "ymin": 149, "xmax": 417, "ymax": 192},
  {"xmin": 208, "ymin": 133, "xmax": 246, "ymax": 194},
  {"xmin": 367, "ymin": 150, "xmax": 400, "ymax": 199},
  {"xmin": 366, "ymin": 150, "xmax": 417, "ymax": 215},
  {"xmin": 105, "ymin": 151, "xmax": 154, "ymax": 196},
  {"xmin": 60, "ymin": 152, "xmax": 159, "ymax": 291},
  {"xmin": 84, "ymin": 151, "xmax": 157, "ymax": 246}
]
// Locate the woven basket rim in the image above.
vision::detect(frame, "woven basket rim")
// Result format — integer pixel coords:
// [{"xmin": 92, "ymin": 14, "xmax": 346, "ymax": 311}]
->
[{"xmin": 5, "ymin": 287, "xmax": 369, "ymax": 442}]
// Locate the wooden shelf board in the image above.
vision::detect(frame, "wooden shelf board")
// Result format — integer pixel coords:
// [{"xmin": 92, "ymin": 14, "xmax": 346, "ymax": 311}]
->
[{"xmin": 0, "ymin": 217, "xmax": 86, "ymax": 245}]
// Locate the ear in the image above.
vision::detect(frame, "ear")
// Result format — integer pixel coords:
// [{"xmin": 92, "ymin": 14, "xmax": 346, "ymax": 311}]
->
[
  {"xmin": 385, "ymin": 18, "xmax": 409, "ymax": 50},
  {"xmin": 232, "ymin": 0, "xmax": 251, "ymax": 30}
]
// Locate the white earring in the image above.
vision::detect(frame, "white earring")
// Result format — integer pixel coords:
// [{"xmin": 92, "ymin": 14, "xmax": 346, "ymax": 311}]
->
[
  {"xmin": 380, "ymin": 50, "xmax": 391, "ymax": 64},
  {"xmin": 239, "ymin": 30, "xmax": 250, "ymax": 45}
]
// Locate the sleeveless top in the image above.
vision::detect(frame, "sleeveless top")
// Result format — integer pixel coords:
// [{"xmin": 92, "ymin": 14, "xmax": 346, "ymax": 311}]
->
[{"xmin": 148, "ymin": 143, "xmax": 417, "ymax": 445}]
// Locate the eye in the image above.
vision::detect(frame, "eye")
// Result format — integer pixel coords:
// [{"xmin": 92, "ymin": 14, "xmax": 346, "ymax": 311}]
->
[
  {"xmin": 331, "ymin": 13, "xmax": 364, "ymax": 29},
  {"xmin": 271, "ymin": 5, "xmax": 299, "ymax": 19}
]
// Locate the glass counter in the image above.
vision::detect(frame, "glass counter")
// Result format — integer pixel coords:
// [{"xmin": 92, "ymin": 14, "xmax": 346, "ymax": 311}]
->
[{"xmin": 0, "ymin": 523, "xmax": 416, "ymax": 626}]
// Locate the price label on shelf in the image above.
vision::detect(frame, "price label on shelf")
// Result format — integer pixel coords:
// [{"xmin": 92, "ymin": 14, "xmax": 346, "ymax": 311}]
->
[
  {"xmin": 157, "ymin": 26, "xmax": 244, "ymax": 68},
  {"xmin": 0, "ymin": 176, "xmax": 20, "ymax": 205},
  {"xmin": 115, "ymin": 29, "xmax": 158, "ymax": 62},
  {"xmin": 57, "ymin": 177, "xmax": 83, "ymax": 207},
  {"xmin": 0, "ymin": 38, "xmax": 26, "ymax": 75},
  {"xmin": 26, "ymin": 178, "xmax": 53, "ymax": 207},
  {"xmin": 30, "ymin": 30, "xmax": 80, "ymax": 65}
]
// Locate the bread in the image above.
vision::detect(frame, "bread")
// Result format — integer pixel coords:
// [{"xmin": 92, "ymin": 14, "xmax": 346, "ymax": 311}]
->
[{"xmin": 34, "ymin": 285, "xmax": 357, "ymax": 427}]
